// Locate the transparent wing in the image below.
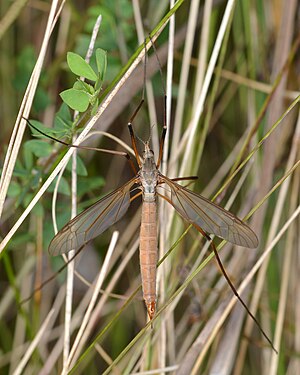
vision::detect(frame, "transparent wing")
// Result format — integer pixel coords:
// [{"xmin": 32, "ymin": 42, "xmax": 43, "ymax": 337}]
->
[
  {"xmin": 49, "ymin": 178, "xmax": 137, "ymax": 255},
  {"xmin": 159, "ymin": 175, "xmax": 258, "ymax": 248}
]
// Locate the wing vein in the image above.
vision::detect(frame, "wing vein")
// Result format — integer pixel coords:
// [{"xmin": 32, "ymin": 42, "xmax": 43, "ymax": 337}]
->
[{"xmin": 159, "ymin": 174, "xmax": 258, "ymax": 248}]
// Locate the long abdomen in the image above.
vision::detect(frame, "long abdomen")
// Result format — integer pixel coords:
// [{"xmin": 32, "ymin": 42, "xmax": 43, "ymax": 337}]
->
[{"xmin": 140, "ymin": 198, "xmax": 157, "ymax": 320}]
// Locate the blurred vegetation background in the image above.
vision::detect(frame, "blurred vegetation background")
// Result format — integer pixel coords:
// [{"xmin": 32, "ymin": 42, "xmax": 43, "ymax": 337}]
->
[{"xmin": 0, "ymin": 0, "xmax": 299, "ymax": 374}]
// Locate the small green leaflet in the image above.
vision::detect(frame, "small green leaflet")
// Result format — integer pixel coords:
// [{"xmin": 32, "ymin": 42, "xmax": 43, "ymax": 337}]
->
[
  {"xmin": 66, "ymin": 155, "xmax": 88, "ymax": 176},
  {"xmin": 67, "ymin": 52, "xmax": 97, "ymax": 81},
  {"xmin": 96, "ymin": 48, "xmax": 107, "ymax": 81},
  {"xmin": 48, "ymin": 176, "xmax": 71, "ymax": 196},
  {"xmin": 24, "ymin": 140, "xmax": 52, "ymax": 158},
  {"xmin": 60, "ymin": 89, "xmax": 90, "ymax": 112}
]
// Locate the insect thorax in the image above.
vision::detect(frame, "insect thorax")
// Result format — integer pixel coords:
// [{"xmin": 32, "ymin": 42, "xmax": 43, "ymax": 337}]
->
[{"xmin": 139, "ymin": 149, "xmax": 159, "ymax": 198}]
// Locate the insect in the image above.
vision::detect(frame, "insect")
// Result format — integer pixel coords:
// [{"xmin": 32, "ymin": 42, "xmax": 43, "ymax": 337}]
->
[{"xmin": 47, "ymin": 97, "xmax": 259, "ymax": 322}]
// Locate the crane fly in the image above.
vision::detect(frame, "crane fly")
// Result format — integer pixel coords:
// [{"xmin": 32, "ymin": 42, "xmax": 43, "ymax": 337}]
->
[
  {"xmin": 22, "ymin": 37, "xmax": 278, "ymax": 351},
  {"xmin": 47, "ymin": 99, "xmax": 259, "ymax": 322}
]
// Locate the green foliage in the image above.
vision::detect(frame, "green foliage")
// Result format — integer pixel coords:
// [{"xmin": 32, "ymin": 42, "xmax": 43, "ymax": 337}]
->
[
  {"xmin": 10, "ymin": 47, "xmax": 106, "ymax": 216},
  {"xmin": 13, "ymin": 46, "xmax": 51, "ymax": 112},
  {"xmin": 86, "ymin": 2, "xmax": 134, "ymax": 48},
  {"xmin": 67, "ymin": 52, "xmax": 98, "ymax": 81},
  {"xmin": 66, "ymin": 155, "xmax": 88, "ymax": 177},
  {"xmin": 96, "ymin": 48, "xmax": 107, "ymax": 82},
  {"xmin": 77, "ymin": 176, "xmax": 105, "ymax": 196},
  {"xmin": 60, "ymin": 48, "xmax": 107, "ymax": 113},
  {"xmin": 8, "ymin": 46, "xmax": 110, "ymax": 246},
  {"xmin": 60, "ymin": 89, "xmax": 90, "ymax": 112},
  {"xmin": 48, "ymin": 176, "xmax": 71, "ymax": 196},
  {"xmin": 7, "ymin": 181, "xmax": 22, "ymax": 198},
  {"xmin": 55, "ymin": 103, "xmax": 72, "ymax": 127},
  {"xmin": 75, "ymin": 0, "xmax": 135, "ymax": 82},
  {"xmin": 24, "ymin": 140, "xmax": 53, "ymax": 158},
  {"xmin": 29, "ymin": 116, "xmax": 71, "ymax": 140}
]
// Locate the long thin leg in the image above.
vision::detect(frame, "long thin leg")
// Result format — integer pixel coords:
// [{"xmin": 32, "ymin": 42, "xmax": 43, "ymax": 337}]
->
[
  {"xmin": 170, "ymin": 176, "xmax": 198, "ymax": 182},
  {"xmin": 157, "ymin": 191, "xmax": 277, "ymax": 353},
  {"xmin": 169, "ymin": 176, "xmax": 198, "ymax": 188},
  {"xmin": 147, "ymin": 35, "xmax": 167, "ymax": 169},
  {"xmin": 25, "ymin": 118, "xmax": 138, "ymax": 174},
  {"xmin": 127, "ymin": 39, "xmax": 149, "ymax": 167},
  {"xmin": 191, "ymin": 222, "xmax": 277, "ymax": 353},
  {"xmin": 156, "ymin": 94, "xmax": 167, "ymax": 168},
  {"xmin": 127, "ymin": 99, "xmax": 144, "ymax": 167},
  {"xmin": 130, "ymin": 190, "xmax": 142, "ymax": 202}
]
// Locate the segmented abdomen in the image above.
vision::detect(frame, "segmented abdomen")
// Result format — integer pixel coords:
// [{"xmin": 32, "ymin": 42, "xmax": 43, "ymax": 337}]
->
[{"xmin": 139, "ymin": 198, "xmax": 157, "ymax": 320}]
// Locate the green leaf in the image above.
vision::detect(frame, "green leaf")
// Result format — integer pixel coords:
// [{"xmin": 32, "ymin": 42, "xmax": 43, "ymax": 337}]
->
[
  {"xmin": 55, "ymin": 104, "xmax": 72, "ymax": 131},
  {"xmin": 13, "ymin": 46, "xmax": 36, "ymax": 90},
  {"xmin": 77, "ymin": 176, "xmax": 105, "ymax": 196},
  {"xmin": 33, "ymin": 87, "xmax": 52, "ymax": 112},
  {"xmin": 73, "ymin": 80, "xmax": 94, "ymax": 95},
  {"xmin": 96, "ymin": 48, "xmax": 107, "ymax": 81},
  {"xmin": 27, "ymin": 120, "xmax": 62, "ymax": 139},
  {"xmin": 13, "ymin": 160, "xmax": 29, "ymax": 178},
  {"xmin": 67, "ymin": 52, "xmax": 97, "ymax": 81},
  {"xmin": 23, "ymin": 144, "xmax": 33, "ymax": 170},
  {"xmin": 60, "ymin": 89, "xmax": 90, "ymax": 112},
  {"xmin": 7, "ymin": 181, "xmax": 22, "ymax": 198},
  {"xmin": 24, "ymin": 140, "xmax": 52, "ymax": 158},
  {"xmin": 48, "ymin": 176, "xmax": 71, "ymax": 196},
  {"xmin": 15, "ymin": 185, "xmax": 31, "ymax": 208},
  {"xmin": 66, "ymin": 155, "xmax": 88, "ymax": 176},
  {"xmin": 91, "ymin": 100, "xmax": 99, "ymax": 116}
]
